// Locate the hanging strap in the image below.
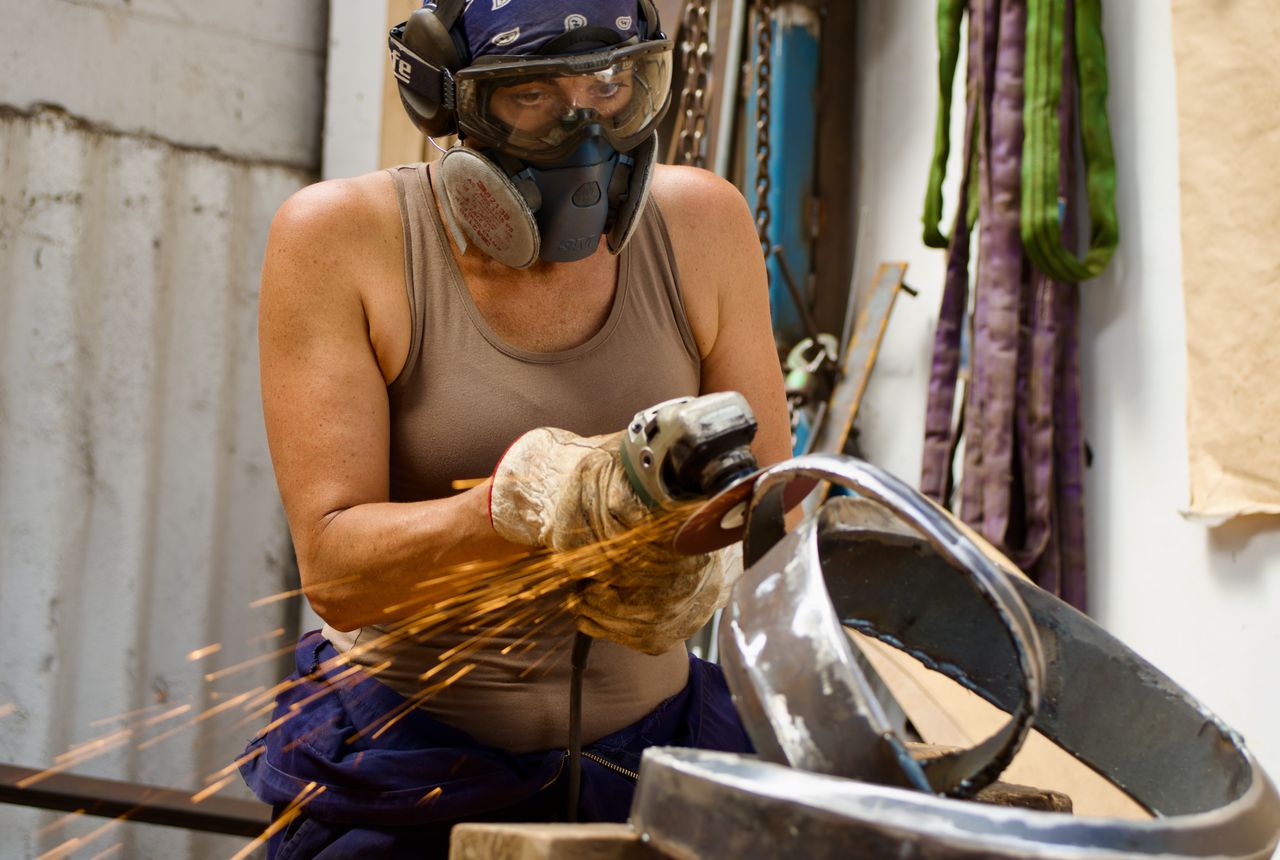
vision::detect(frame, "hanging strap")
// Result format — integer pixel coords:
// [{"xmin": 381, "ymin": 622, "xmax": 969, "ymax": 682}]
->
[
  {"xmin": 1021, "ymin": 0, "xmax": 1118, "ymax": 282},
  {"xmin": 920, "ymin": 1, "xmax": 982, "ymax": 503},
  {"xmin": 921, "ymin": 0, "xmax": 969, "ymax": 249}
]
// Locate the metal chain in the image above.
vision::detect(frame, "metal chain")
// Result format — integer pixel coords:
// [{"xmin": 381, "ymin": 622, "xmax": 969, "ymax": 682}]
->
[
  {"xmin": 675, "ymin": 1, "xmax": 714, "ymax": 168},
  {"xmin": 753, "ymin": 0, "xmax": 776, "ymax": 258}
]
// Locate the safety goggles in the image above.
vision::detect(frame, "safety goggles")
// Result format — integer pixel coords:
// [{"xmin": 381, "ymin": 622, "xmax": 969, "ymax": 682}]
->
[{"xmin": 454, "ymin": 40, "xmax": 674, "ymax": 162}]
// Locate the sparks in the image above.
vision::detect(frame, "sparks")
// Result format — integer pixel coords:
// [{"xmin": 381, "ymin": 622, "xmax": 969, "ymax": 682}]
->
[
  {"xmin": 186, "ymin": 643, "xmax": 224, "ymax": 662},
  {"xmin": 248, "ymin": 588, "xmax": 303, "ymax": 608},
  {"xmin": 229, "ymin": 781, "xmax": 325, "ymax": 860},
  {"xmin": 190, "ymin": 773, "xmax": 238, "ymax": 804},
  {"xmin": 33, "ymin": 809, "xmax": 86, "ymax": 839},
  {"xmin": 204, "ymin": 644, "xmax": 296, "ymax": 682},
  {"xmin": 20, "ymin": 501, "xmax": 704, "ymax": 846},
  {"xmin": 249, "ymin": 626, "xmax": 288, "ymax": 645}
]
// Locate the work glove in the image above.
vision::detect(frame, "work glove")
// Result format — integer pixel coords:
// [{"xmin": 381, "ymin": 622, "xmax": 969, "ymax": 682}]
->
[
  {"xmin": 489, "ymin": 427, "xmax": 743, "ymax": 654},
  {"xmin": 490, "ymin": 428, "xmax": 645, "ymax": 552},
  {"xmin": 571, "ymin": 543, "xmax": 742, "ymax": 655}
]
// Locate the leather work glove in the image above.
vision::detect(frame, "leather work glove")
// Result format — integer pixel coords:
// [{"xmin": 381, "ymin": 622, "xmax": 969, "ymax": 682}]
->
[
  {"xmin": 489, "ymin": 427, "xmax": 743, "ymax": 654},
  {"xmin": 571, "ymin": 543, "xmax": 742, "ymax": 655},
  {"xmin": 490, "ymin": 428, "xmax": 646, "ymax": 552}
]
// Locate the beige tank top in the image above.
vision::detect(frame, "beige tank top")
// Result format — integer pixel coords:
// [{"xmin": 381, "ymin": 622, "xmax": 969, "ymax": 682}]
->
[{"xmin": 322, "ymin": 162, "xmax": 701, "ymax": 753}]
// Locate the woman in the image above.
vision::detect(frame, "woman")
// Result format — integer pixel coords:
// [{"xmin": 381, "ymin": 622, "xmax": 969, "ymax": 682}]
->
[{"xmin": 241, "ymin": 1, "xmax": 790, "ymax": 855}]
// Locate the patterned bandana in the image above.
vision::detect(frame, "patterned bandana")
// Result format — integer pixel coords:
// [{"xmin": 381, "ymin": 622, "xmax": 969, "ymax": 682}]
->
[{"xmin": 455, "ymin": 0, "xmax": 645, "ymax": 60}]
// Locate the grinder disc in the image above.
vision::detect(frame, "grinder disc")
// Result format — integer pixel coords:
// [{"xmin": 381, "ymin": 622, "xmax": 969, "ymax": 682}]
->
[{"xmin": 672, "ymin": 471, "xmax": 818, "ymax": 554}]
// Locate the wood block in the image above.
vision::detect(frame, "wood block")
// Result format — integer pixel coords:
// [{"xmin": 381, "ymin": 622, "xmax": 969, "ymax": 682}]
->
[
  {"xmin": 449, "ymin": 823, "xmax": 663, "ymax": 860},
  {"xmin": 973, "ymin": 780, "xmax": 1073, "ymax": 813},
  {"xmin": 907, "ymin": 741, "xmax": 1073, "ymax": 813}
]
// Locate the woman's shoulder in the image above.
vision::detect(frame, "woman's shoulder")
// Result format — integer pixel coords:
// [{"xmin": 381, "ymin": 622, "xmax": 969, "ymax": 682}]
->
[
  {"xmin": 261, "ymin": 169, "xmax": 408, "ymax": 324},
  {"xmin": 648, "ymin": 165, "xmax": 756, "ymax": 261},
  {"xmin": 259, "ymin": 168, "xmax": 412, "ymax": 384},
  {"xmin": 270, "ymin": 169, "xmax": 401, "ymax": 249},
  {"xmin": 646, "ymin": 166, "xmax": 761, "ymax": 360},
  {"xmin": 649, "ymin": 164, "xmax": 749, "ymax": 221}
]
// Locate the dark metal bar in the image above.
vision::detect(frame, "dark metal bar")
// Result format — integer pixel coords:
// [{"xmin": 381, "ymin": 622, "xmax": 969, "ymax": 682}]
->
[
  {"xmin": 0, "ymin": 763, "xmax": 270, "ymax": 837},
  {"xmin": 772, "ymin": 244, "xmax": 824, "ymax": 344},
  {"xmin": 811, "ymin": 1, "xmax": 859, "ymax": 347}
]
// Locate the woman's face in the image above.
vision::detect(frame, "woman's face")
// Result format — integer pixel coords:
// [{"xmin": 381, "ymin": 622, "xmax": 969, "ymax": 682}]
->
[{"xmin": 488, "ymin": 68, "xmax": 635, "ymax": 136}]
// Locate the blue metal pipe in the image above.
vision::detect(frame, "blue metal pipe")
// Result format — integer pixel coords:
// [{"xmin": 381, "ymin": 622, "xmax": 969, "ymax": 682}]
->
[{"xmin": 743, "ymin": 4, "xmax": 822, "ymax": 347}]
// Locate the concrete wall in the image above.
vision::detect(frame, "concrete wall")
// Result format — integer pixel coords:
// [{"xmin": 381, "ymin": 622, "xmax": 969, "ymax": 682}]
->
[
  {"xmin": 0, "ymin": 2, "xmax": 326, "ymax": 857},
  {"xmin": 0, "ymin": 1, "xmax": 325, "ymax": 169},
  {"xmin": 852, "ymin": 0, "xmax": 1280, "ymax": 784}
]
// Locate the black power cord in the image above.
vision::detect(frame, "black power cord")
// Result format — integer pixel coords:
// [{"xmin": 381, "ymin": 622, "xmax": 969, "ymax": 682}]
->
[{"xmin": 566, "ymin": 631, "xmax": 593, "ymax": 823}]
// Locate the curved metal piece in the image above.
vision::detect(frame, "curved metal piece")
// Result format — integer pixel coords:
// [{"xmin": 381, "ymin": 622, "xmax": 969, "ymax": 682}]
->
[
  {"xmin": 723, "ymin": 453, "xmax": 1045, "ymax": 797},
  {"xmin": 632, "ymin": 747, "xmax": 1280, "ymax": 860},
  {"xmin": 718, "ymin": 511, "xmax": 931, "ymax": 792},
  {"xmin": 820, "ymin": 522, "xmax": 1265, "ymax": 819},
  {"xmin": 634, "ymin": 452, "xmax": 1280, "ymax": 858}
]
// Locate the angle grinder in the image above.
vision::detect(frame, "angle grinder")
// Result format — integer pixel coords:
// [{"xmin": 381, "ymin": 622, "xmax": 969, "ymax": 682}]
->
[
  {"xmin": 619, "ymin": 391, "xmax": 761, "ymax": 512},
  {"xmin": 619, "ymin": 391, "xmax": 815, "ymax": 555},
  {"xmin": 566, "ymin": 391, "xmax": 760, "ymax": 822}
]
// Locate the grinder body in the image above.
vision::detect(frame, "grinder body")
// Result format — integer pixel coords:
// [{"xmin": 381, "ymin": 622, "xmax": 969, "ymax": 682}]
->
[{"xmin": 620, "ymin": 392, "xmax": 760, "ymax": 511}]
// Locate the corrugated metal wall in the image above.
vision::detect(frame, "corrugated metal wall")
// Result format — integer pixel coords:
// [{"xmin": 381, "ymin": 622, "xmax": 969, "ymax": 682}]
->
[{"xmin": 0, "ymin": 107, "xmax": 312, "ymax": 859}]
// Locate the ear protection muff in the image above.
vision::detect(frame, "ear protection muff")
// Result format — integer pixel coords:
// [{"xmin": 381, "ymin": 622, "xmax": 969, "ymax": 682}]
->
[
  {"xmin": 391, "ymin": 0, "xmax": 468, "ymax": 138},
  {"xmin": 637, "ymin": 0, "xmax": 662, "ymax": 38}
]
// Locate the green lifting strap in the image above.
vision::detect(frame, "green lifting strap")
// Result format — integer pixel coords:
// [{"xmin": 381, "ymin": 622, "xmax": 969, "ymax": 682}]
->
[
  {"xmin": 1022, "ymin": 0, "xmax": 1118, "ymax": 282},
  {"xmin": 922, "ymin": 0, "xmax": 968, "ymax": 249}
]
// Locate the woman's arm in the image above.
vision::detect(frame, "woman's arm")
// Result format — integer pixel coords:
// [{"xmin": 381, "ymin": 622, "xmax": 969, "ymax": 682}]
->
[
  {"xmin": 652, "ymin": 166, "xmax": 793, "ymax": 473},
  {"xmin": 258, "ymin": 174, "xmax": 520, "ymax": 631}
]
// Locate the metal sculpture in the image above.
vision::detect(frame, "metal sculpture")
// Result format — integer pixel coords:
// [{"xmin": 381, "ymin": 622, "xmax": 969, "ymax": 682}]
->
[{"xmin": 633, "ymin": 454, "xmax": 1280, "ymax": 859}]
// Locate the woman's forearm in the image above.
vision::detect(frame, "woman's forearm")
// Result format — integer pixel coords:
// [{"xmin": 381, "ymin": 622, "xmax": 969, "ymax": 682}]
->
[{"xmin": 296, "ymin": 480, "xmax": 528, "ymax": 631}]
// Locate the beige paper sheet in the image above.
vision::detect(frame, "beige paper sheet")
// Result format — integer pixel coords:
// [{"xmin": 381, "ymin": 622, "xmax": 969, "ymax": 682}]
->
[{"xmin": 1172, "ymin": 0, "xmax": 1280, "ymax": 519}]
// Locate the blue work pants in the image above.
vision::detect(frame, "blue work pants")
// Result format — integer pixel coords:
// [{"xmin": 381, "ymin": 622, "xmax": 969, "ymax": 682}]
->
[{"xmin": 240, "ymin": 631, "xmax": 752, "ymax": 858}]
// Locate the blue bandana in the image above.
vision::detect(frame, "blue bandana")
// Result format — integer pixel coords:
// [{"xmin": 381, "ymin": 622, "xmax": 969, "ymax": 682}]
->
[{"xmin": 455, "ymin": 0, "xmax": 645, "ymax": 60}]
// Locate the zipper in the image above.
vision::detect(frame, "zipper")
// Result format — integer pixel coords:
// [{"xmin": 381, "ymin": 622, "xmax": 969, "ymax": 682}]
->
[
  {"xmin": 580, "ymin": 750, "xmax": 639, "ymax": 781},
  {"xmin": 538, "ymin": 751, "xmax": 568, "ymax": 791}
]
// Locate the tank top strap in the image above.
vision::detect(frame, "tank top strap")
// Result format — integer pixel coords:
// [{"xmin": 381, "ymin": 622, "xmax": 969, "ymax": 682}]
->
[
  {"xmin": 627, "ymin": 198, "xmax": 701, "ymax": 365},
  {"xmin": 386, "ymin": 162, "xmax": 453, "ymax": 387}
]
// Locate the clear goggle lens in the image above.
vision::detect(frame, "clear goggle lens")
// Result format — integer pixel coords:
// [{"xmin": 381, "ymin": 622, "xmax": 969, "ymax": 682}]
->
[{"xmin": 455, "ymin": 42, "xmax": 673, "ymax": 160}]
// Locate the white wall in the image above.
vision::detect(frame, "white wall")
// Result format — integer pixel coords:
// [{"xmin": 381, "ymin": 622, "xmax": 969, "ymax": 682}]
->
[
  {"xmin": 324, "ymin": 0, "xmax": 390, "ymax": 179},
  {"xmin": 854, "ymin": 0, "xmax": 1280, "ymax": 784}
]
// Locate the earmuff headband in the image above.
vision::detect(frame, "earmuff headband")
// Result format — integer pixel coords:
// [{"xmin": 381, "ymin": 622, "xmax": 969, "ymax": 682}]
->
[{"xmin": 388, "ymin": 26, "xmax": 457, "ymax": 110}]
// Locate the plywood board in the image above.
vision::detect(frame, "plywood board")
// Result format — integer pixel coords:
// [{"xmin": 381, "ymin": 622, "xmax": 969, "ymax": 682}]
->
[{"xmin": 851, "ymin": 632, "xmax": 1149, "ymax": 820}]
